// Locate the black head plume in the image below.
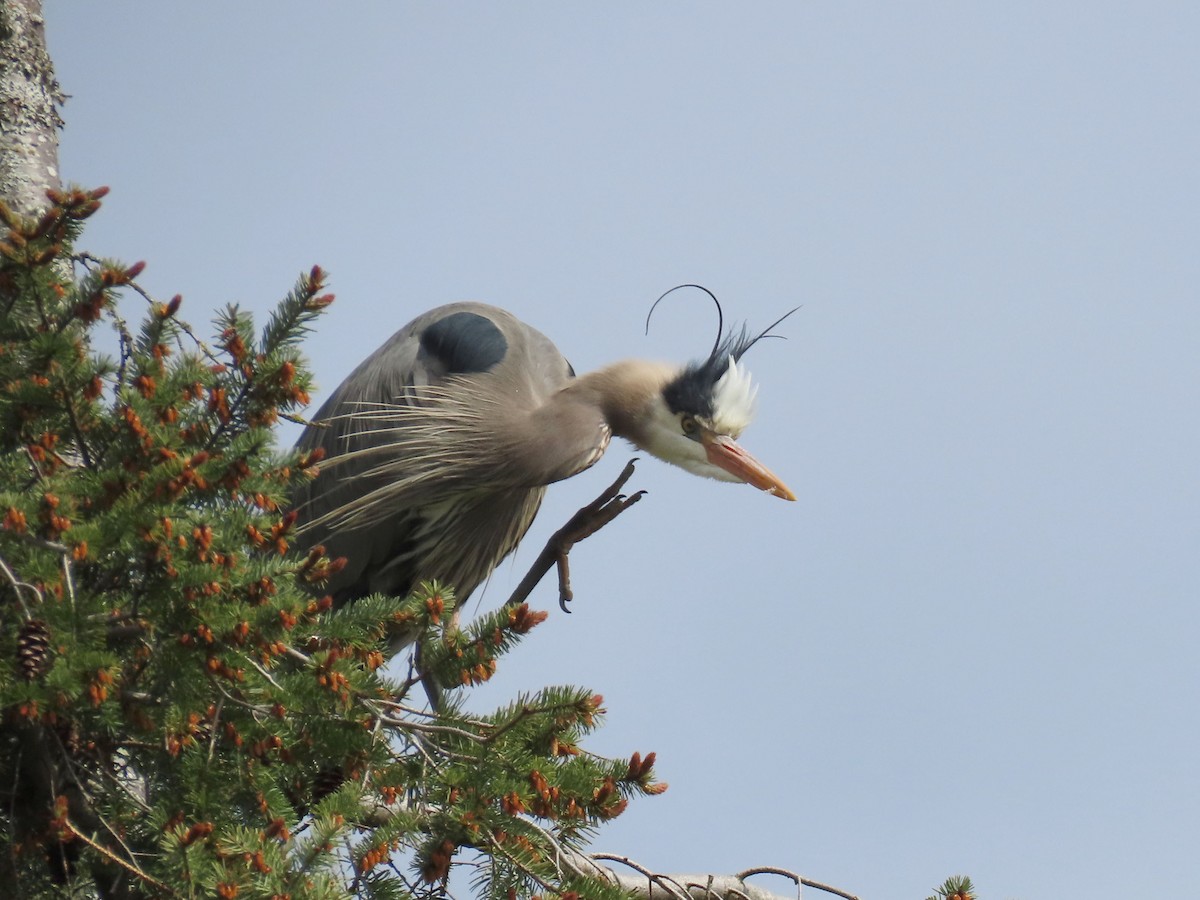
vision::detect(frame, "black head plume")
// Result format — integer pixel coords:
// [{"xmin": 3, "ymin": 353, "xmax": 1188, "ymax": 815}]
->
[
  {"xmin": 646, "ymin": 285, "xmax": 799, "ymax": 418},
  {"xmin": 645, "ymin": 283, "xmax": 726, "ymax": 361}
]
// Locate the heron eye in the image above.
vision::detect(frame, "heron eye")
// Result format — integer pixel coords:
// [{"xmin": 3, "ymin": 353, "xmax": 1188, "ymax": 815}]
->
[{"xmin": 680, "ymin": 415, "xmax": 699, "ymax": 437}]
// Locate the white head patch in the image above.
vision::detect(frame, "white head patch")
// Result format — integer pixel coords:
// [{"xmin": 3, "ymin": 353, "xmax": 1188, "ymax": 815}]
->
[{"xmin": 710, "ymin": 356, "xmax": 758, "ymax": 436}]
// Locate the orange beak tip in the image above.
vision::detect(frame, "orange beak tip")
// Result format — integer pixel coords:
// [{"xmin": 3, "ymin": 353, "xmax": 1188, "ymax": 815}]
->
[
  {"xmin": 704, "ymin": 434, "xmax": 796, "ymax": 502},
  {"xmin": 768, "ymin": 484, "xmax": 797, "ymax": 501}
]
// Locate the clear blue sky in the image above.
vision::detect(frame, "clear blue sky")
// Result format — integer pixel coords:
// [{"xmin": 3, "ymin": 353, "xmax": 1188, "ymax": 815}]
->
[{"xmin": 46, "ymin": 4, "xmax": 1198, "ymax": 898}]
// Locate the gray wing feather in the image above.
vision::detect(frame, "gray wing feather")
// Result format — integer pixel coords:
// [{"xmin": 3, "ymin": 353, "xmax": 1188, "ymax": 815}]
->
[{"xmin": 292, "ymin": 302, "xmax": 607, "ymax": 604}]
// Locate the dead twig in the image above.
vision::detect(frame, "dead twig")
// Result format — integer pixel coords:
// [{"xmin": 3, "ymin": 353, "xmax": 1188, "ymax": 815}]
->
[
  {"xmin": 65, "ymin": 819, "xmax": 182, "ymax": 898},
  {"xmin": 738, "ymin": 866, "xmax": 861, "ymax": 900}
]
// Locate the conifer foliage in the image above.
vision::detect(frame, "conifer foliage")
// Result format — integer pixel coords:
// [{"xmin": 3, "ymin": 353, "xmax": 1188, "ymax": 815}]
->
[{"xmin": 0, "ymin": 190, "xmax": 663, "ymax": 899}]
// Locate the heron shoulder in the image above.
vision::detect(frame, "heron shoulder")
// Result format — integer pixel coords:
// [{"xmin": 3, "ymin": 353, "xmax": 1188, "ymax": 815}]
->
[
  {"xmin": 419, "ymin": 310, "xmax": 508, "ymax": 375},
  {"xmin": 422, "ymin": 303, "xmax": 573, "ymax": 402}
]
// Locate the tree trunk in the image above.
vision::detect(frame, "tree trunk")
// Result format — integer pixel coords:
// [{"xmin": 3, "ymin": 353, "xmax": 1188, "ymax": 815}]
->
[{"xmin": 0, "ymin": 0, "xmax": 63, "ymax": 218}]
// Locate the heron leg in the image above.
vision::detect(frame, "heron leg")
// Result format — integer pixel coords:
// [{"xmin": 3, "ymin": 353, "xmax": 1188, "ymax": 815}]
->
[
  {"xmin": 551, "ymin": 465, "xmax": 647, "ymax": 611},
  {"xmin": 507, "ymin": 459, "xmax": 647, "ymax": 613}
]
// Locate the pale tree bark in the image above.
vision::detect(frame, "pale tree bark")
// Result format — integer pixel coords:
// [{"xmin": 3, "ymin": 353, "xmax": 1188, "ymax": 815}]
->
[
  {"xmin": 0, "ymin": 5, "xmax": 90, "ymax": 894},
  {"xmin": 0, "ymin": 0, "xmax": 63, "ymax": 219}
]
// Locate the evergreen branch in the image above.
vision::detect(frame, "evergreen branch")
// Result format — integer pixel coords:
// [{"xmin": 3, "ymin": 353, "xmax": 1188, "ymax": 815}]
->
[
  {"xmin": 21, "ymin": 444, "xmax": 47, "ymax": 481},
  {"xmin": 280, "ymin": 410, "xmax": 318, "ymax": 427},
  {"xmin": 369, "ymin": 698, "xmax": 440, "ymax": 720},
  {"xmin": 61, "ymin": 773, "xmax": 155, "ymax": 878},
  {"xmin": 243, "ymin": 653, "xmax": 288, "ymax": 691},
  {"xmin": 6, "ymin": 529, "xmax": 70, "ymax": 554},
  {"xmin": 65, "ymin": 819, "xmax": 184, "ymax": 898},
  {"xmin": 926, "ymin": 874, "xmax": 976, "ymax": 900},
  {"xmin": 205, "ymin": 695, "xmax": 224, "ymax": 767},
  {"xmin": 369, "ymin": 709, "xmax": 488, "ymax": 745},
  {"xmin": 93, "ymin": 758, "xmax": 155, "ymax": 815},
  {"xmin": 60, "ymin": 390, "xmax": 95, "ymax": 469},
  {"xmin": 0, "ymin": 553, "xmax": 41, "ymax": 615},
  {"xmin": 475, "ymin": 822, "xmax": 575, "ymax": 898},
  {"xmin": 259, "ymin": 265, "xmax": 333, "ymax": 357},
  {"xmin": 282, "ymin": 643, "xmax": 314, "ymax": 667},
  {"xmin": 481, "ymin": 702, "xmax": 558, "ymax": 746},
  {"xmin": 208, "ymin": 669, "xmax": 275, "ymax": 713},
  {"xmin": 201, "ymin": 306, "xmax": 255, "ymax": 451},
  {"xmin": 105, "ymin": 301, "xmax": 137, "ymax": 395},
  {"xmin": 78, "ymin": 251, "xmax": 221, "ymax": 365},
  {"xmin": 59, "ymin": 548, "xmax": 76, "ymax": 610},
  {"xmin": 513, "ymin": 819, "xmax": 610, "ymax": 887}
]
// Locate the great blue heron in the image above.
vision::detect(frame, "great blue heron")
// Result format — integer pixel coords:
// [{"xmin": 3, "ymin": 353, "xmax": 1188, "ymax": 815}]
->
[{"xmin": 292, "ymin": 298, "xmax": 794, "ymax": 615}]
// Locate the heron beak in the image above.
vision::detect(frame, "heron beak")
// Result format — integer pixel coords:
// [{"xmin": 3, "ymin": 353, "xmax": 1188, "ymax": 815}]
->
[{"xmin": 702, "ymin": 433, "xmax": 796, "ymax": 501}]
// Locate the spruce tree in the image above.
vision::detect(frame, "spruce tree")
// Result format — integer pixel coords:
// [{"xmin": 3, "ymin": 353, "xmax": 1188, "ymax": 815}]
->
[
  {"xmin": 0, "ymin": 6, "xmax": 888, "ymax": 899},
  {"xmin": 0, "ymin": 188, "xmax": 670, "ymax": 898}
]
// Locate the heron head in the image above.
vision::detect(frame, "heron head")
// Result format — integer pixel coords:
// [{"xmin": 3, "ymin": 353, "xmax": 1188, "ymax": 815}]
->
[{"xmin": 633, "ymin": 351, "xmax": 795, "ymax": 501}]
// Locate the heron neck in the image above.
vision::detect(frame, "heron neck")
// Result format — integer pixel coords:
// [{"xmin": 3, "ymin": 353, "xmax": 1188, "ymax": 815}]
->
[{"xmin": 564, "ymin": 360, "xmax": 677, "ymax": 441}]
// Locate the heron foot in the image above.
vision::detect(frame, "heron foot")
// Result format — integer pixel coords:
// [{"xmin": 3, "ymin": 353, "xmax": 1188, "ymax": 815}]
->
[
  {"xmin": 506, "ymin": 459, "xmax": 647, "ymax": 613},
  {"xmin": 553, "ymin": 459, "xmax": 647, "ymax": 611}
]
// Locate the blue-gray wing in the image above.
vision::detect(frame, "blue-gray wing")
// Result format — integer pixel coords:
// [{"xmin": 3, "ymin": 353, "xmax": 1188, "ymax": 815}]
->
[{"xmin": 291, "ymin": 302, "xmax": 604, "ymax": 604}]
